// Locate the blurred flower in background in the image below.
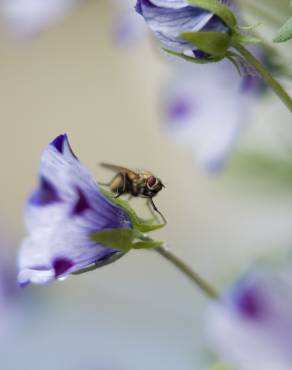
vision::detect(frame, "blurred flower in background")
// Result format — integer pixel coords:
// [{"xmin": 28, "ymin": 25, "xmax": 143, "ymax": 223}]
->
[
  {"xmin": 206, "ymin": 266, "xmax": 292, "ymax": 370},
  {"xmin": 111, "ymin": 0, "xmax": 147, "ymax": 47},
  {"xmin": 0, "ymin": 0, "xmax": 79, "ymax": 38},
  {"xmin": 161, "ymin": 59, "xmax": 263, "ymax": 172},
  {"xmin": 18, "ymin": 134, "xmax": 131, "ymax": 286},
  {"xmin": 0, "ymin": 224, "xmax": 23, "ymax": 335}
]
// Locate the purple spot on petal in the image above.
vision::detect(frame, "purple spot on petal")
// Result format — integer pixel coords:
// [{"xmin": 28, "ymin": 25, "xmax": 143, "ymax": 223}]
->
[
  {"xmin": 19, "ymin": 281, "xmax": 29, "ymax": 288},
  {"xmin": 71, "ymin": 187, "xmax": 91, "ymax": 216},
  {"xmin": 53, "ymin": 258, "xmax": 73, "ymax": 278},
  {"xmin": 50, "ymin": 134, "xmax": 78, "ymax": 159},
  {"xmin": 167, "ymin": 97, "xmax": 194, "ymax": 123},
  {"xmin": 234, "ymin": 284, "xmax": 266, "ymax": 320},
  {"xmin": 193, "ymin": 49, "xmax": 211, "ymax": 60},
  {"xmin": 30, "ymin": 176, "xmax": 62, "ymax": 206},
  {"xmin": 50, "ymin": 134, "xmax": 67, "ymax": 153}
]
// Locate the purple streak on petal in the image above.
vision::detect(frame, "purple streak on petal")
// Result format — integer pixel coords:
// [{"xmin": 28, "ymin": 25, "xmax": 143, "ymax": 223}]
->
[
  {"xmin": 53, "ymin": 257, "xmax": 73, "ymax": 278},
  {"xmin": 29, "ymin": 176, "xmax": 62, "ymax": 206},
  {"xmin": 234, "ymin": 283, "xmax": 267, "ymax": 320},
  {"xmin": 71, "ymin": 187, "xmax": 91, "ymax": 216},
  {"xmin": 135, "ymin": 0, "xmax": 143, "ymax": 15}
]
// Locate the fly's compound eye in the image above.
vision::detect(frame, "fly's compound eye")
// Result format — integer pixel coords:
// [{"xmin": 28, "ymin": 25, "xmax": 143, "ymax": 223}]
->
[{"xmin": 147, "ymin": 176, "xmax": 158, "ymax": 190}]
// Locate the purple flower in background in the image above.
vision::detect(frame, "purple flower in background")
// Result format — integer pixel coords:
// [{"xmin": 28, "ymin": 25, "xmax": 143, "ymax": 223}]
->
[
  {"xmin": 162, "ymin": 60, "xmax": 262, "ymax": 172},
  {"xmin": 111, "ymin": 0, "xmax": 147, "ymax": 47},
  {"xmin": 135, "ymin": 0, "xmax": 229, "ymax": 57},
  {"xmin": 1, "ymin": 0, "xmax": 79, "ymax": 38},
  {"xmin": 18, "ymin": 134, "xmax": 132, "ymax": 286},
  {"xmin": 206, "ymin": 268, "xmax": 292, "ymax": 370}
]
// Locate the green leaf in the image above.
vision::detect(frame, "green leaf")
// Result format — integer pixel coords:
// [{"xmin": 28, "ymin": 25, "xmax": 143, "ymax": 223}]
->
[
  {"xmin": 181, "ymin": 31, "xmax": 231, "ymax": 57},
  {"xmin": 100, "ymin": 188, "xmax": 165, "ymax": 233},
  {"xmin": 91, "ymin": 228, "xmax": 136, "ymax": 252},
  {"xmin": 163, "ymin": 48, "xmax": 223, "ymax": 64},
  {"xmin": 187, "ymin": 0, "xmax": 237, "ymax": 29},
  {"xmin": 274, "ymin": 16, "xmax": 292, "ymax": 43}
]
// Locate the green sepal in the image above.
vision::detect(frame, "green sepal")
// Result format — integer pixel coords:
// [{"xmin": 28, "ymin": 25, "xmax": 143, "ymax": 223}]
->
[
  {"xmin": 187, "ymin": 0, "xmax": 237, "ymax": 29},
  {"xmin": 91, "ymin": 228, "xmax": 136, "ymax": 252},
  {"xmin": 163, "ymin": 48, "xmax": 223, "ymax": 64},
  {"xmin": 274, "ymin": 16, "xmax": 292, "ymax": 43},
  {"xmin": 181, "ymin": 31, "xmax": 231, "ymax": 57},
  {"xmin": 226, "ymin": 51, "xmax": 242, "ymax": 76},
  {"xmin": 239, "ymin": 22, "xmax": 262, "ymax": 31},
  {"xmin": 232, "ymin": 33, "xmax": 261, "ymax": 45},
  {"xmin": 100, "ymin": 188, "xmax": 165, "ymax": 233},
  {"xmin": 91, "ymin": 228, "xmax": 163, "ymax": 252}
]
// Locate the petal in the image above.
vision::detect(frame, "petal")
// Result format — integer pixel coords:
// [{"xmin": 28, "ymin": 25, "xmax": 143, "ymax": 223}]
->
[
  {"xmin": 112, "ymin": 0, "xmax": 147, "ymax": 47},
  {"xmin": 138, "ymin": 1, "xmax": 214, "ymax": 51},
  {"xmin": 19, "ymin": 135, "xmax": 132, "ymax": 285},
  {"xmin": 148, "ymin": 0, "xmax": 187, "ymax": 8},
  {"xmin": 27, "ymin": 135, "xmax": 131, "ymax": 229},
  {"xmin": 18, "ymin": 219, "xmax": 118, "ymax": 285},
  {"xmin": 2, "ymin": 0, "xmax": 78, "ymax": 38},
  {"xmin": 163, "ymin": 61, "xmax": 250, "ymax": 172},
  {"xmin": 53, "ymin": 257, "xmax": 74, "ymax": 278},
  {"xmin": 29, "ymin": 176, "xmax": 62, "ymax": 206},
  {"xmin": 50, "ymin": 133, "xmax": 78, "ymax": 160},
  {"xmin": 206, "ymin": 269, "xmax": 292, "ymax": 370}
]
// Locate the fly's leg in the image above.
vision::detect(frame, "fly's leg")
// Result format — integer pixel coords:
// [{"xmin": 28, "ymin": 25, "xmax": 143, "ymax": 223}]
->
[
  {"xmin": 148, "ymin": 198, "xmax": 167, "ymax": 225},
  {"xmin": 115, "ymin": 172, "xmax": 127, "ymax": 198},
  {"xmin": 147, "ymin": 199, "xmax": 158, "ymax": 222}
]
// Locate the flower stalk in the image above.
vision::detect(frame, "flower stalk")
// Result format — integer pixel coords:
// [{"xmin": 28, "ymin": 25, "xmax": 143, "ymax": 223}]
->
[
  {"xmin": 156, "ymin": 245, "xmax": 219, "ymax": 300},
  {"xmin": 232, "ymin": 42, "xmax": 292, "ymax": 113}
]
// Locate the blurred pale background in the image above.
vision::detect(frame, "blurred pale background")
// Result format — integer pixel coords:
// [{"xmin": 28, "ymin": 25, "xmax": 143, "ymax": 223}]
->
[{"xmin": 0, "ymin": 1, "xmax": 292, "ymax": 370}]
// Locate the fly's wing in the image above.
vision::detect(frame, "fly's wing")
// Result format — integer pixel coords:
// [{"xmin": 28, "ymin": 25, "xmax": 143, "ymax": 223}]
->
[{"xmin": 100, "ymin": 163, "xmax": 138, "ymax": 181}]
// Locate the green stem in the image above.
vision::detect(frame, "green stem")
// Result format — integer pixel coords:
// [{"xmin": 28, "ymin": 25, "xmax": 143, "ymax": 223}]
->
[
  {"xmin": 156, "ymin": 246, "xmax": 219, "ymax": 300},
  {"xmin": 233, "ymin": 42, "xmax": 292, "ymax": 113}
]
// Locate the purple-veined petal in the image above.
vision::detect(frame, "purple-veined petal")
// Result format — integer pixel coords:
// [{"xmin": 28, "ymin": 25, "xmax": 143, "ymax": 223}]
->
[
  {"xmin": 137, "ymin": 1, "xmax": 213, "ymax": 52},
  {"xmin": 148, "ymin": 0, "xmax": 188, "ymax": 8},
  {"xmin": 18, "ymin": 134, "xmax": 132, "ymax": 285},
  {"xmin": 136, "ymin": 0, "xmax": 229, "ymax": 55}
]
